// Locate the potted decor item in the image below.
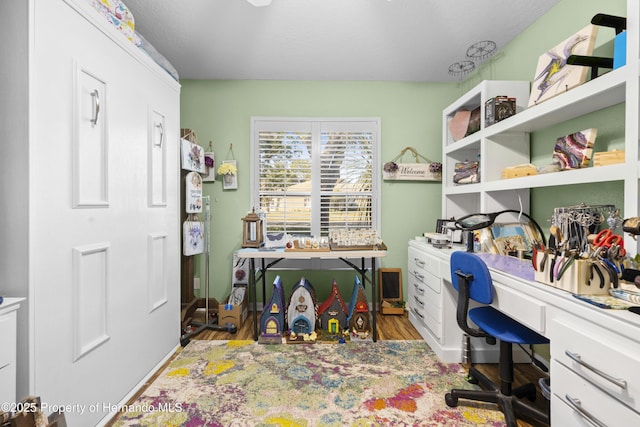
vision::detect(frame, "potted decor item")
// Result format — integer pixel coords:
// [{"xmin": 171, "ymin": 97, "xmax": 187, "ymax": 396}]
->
[{"xmin": 218, "ymin": 160, "xmax": 238, "ymax": 190}]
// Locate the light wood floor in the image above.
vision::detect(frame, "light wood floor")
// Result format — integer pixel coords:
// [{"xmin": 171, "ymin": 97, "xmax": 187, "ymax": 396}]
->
[{"xmin": 107, "ymin": 311, "xmax": 549, "ymax": 427}]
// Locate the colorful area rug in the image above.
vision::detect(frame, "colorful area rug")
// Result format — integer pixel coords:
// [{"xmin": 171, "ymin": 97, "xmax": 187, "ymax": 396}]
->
[{"xmin": 112, "ymin": 340, "xmax": 506, "ymax": 426}]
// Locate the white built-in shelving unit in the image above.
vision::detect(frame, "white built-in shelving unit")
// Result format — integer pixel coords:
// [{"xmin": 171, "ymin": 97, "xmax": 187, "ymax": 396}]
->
[{"xmin": 442, "ymin": 0, "xmax": 640, "ymax": 255}]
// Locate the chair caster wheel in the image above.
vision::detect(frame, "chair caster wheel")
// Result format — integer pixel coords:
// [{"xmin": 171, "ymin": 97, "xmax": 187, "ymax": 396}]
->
[
  {"xmin": 445, "ymin": 393, "xmax": 458, "ymax": 407},
  {"xmin": 466, "ymin": 374, "xmax": 479, "ymax": 385}
]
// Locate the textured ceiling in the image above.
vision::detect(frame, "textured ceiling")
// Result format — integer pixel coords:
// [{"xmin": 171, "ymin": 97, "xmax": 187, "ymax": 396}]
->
[{"xmin": 125, "ymin": 0, "xmax": 559, "ymax": 82}]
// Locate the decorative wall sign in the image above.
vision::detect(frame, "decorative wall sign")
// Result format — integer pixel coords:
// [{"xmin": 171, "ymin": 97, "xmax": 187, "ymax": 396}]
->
[
  {"xmin": 181, "ymin": 138, "xmax": 206, "ymax": 173},
  {"xmin": 182, "ymin": 216, "xmax": 204, "ymax": 256},
  {"xmin": 202, "ymin": 151, "xmax": 216, "ymax": 182},
  {"xmin": 219, "ymin": 160, "xmax": 238, "ymax": 190},
  {"xmin": 185, "ymin": 171, "xmax": 203, "ymax": 213},
  {"xmin": 528, "ymin": 24, "xmax": 598, "ymax": 106},
  {"xmin": 383, "ymin": 147, "xmax": 441, "ymax": 181}
]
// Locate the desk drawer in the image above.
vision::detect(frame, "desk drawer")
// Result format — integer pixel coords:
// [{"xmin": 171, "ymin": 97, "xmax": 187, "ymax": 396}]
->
[
  {"xmin": 493, "ymin": 283, "xmax": 545, "ymax": 334},
  {"xmin": 550, "ymin": 314, "xmax": 640, "ymax": 412},
  {"xmin": 409, "ymin": 266, "xmax": 441, "ymax": 294},
  {"xmin": 408, "ymin": 247, "xmax": 440, "ymax": 278},
  {"xmin": 408, "ymin": 277, "xmax": 442, "ymax": 338},
  {"xmin": 551, "ymin": 361, "xmax": 640, "ymax": 426}
]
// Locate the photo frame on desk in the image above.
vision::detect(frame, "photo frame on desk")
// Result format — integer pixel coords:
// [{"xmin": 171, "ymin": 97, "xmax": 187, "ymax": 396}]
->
[{"xmin": 436, "ymin": 219, "xmax": 463, "ymax": 243}]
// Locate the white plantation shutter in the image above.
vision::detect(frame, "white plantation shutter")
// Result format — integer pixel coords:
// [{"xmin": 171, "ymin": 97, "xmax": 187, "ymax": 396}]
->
[
  {"xmin": 319, "ymin": 126, "xmax": 374, "ymax": 235},
  {"xmin": 257, "ymin": 127, "xmax": 313, "ymax": 235},
  {"xmin": 252, "ymin": 118, "xmax": 380, "ymax": 238}
]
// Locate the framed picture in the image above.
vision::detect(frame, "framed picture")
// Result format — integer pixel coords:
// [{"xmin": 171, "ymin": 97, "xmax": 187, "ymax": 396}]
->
[
  {"xmin": 181, "ymin": 138, "xmax": 206, "ymax": 173},
  {"xmin": 202, "ymin": 151, "xmax": 215, "ymax": 182},
  {"xmin": 528, "ymin": 24, "xmax": 598, "ymax": 106},
  {"xmin": 490, "ymin": 222, "xmax": 542, "ymax": 256}
]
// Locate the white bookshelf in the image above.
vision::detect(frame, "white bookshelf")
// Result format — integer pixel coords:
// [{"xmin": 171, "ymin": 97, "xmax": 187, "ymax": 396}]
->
[{"xmin": 441, "ymin": 1, "xmax": 640, "ymax": 254}]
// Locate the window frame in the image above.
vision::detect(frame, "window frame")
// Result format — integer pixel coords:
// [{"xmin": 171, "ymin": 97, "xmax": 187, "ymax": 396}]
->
[{"xmin": 250, "ymin": 117, "xmax": 382, "ymax": 264}]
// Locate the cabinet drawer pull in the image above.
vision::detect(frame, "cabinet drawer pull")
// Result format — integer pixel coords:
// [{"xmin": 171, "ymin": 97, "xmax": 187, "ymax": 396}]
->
[
  {"xmin": 413, "ymin": 309, "xmax": 424, "ymax": 320},
  {"xmin": 91, "ymin": 89, "xmax": 100, "ymax": 126},
  {"xmin": 414, "ymin": 271, "xmax": 424, "ymax": 281},
  {"xmin": 413, "ymin": 283, "xmax": 425, "ymax": 294},
  {"xmin": 564, "ymin": 394, "xmax": 606, "ymax": 427},
  {"xmin": 565, "ymin": 350, "xmax": 627, "ymax": 389},
  {"xmin": 413, "ymin": 295, "xmax": 424, "ymax": 306},
  {"xmin": 414, "ymin": 258, "xmax": 425, "ymax": 267}
]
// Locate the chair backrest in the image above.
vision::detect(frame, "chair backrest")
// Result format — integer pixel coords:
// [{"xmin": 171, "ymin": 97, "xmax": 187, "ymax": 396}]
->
[{"xmin": 450, "ymin": 251, "xmax": 494, "ymax": 304}]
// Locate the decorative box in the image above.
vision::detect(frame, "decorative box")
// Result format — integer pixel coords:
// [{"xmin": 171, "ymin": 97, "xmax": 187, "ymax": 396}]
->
[
  {"xmin": 593, "ymin": 149, "xmax": 625, "ymax": 167},
  {"xmin": 501, "ymin": 164, "xmax": 538, "ymax": 179},
  {"xmin": 453, "ymin": 161, "xmax": 480, "ymax": 185},
  {"xmin": 485, "ymin": 96, "xmax": 516, "ymax": 127}
]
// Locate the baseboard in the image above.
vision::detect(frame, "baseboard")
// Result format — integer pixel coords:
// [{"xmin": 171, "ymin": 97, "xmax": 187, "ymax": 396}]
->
[{"xmin": 95, "ymin": 343, "xmax": 180, "ymax": 427}]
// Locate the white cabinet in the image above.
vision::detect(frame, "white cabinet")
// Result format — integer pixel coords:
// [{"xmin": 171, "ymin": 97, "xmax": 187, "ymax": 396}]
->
[
  {"xmin": 0, "ymin": 299, "xmax": 24, "ymax": 407},
  {"xmin": 0, "ymin": 1, "xmax": 180, "ymax": 425},
  {"xmin": 407, "ymin": 241, "xmax": 492, "ymax": 363},
  {"xmin": 549, "ymin": 309, "xmax": 640, "ymax": 425}
]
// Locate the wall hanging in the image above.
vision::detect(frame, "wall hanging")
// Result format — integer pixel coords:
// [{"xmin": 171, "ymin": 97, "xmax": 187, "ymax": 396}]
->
[
  {"xmin": 185, "ymin": 171, "xmax": 203, "ymax": 213},
  {"xmin": 181, "ymin": 136, "xmax": 205, "ymax": 173},
  {"xmin": 182, "ymin": 214, "xmax": 204, "ymax": 256},
  {"xmin": 218, "ymin": 144, "xmax": 238, "ymax": 190},
  {"xmin": 203, "ymin": 141, "xmax": 216, "ymax": 182},
  {"xmin": 382, "ymin": 146, "xmax": 441, "ymax": 181}
]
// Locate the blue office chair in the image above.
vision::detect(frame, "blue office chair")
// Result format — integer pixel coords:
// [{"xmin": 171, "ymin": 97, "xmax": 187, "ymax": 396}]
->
[{"xmin": 445, "ymin": 251, "xmax": 550, "ymax": 427}]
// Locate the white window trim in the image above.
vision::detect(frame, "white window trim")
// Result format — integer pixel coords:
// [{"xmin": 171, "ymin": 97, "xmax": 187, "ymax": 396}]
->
[{"xmin": 250, "ymin": 116, "xmax": 382, "ymax": 269}]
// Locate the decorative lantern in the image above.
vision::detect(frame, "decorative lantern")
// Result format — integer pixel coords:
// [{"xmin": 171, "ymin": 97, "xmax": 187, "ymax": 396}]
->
[{"xmin": 241, "ymin": 208, "xmax": 264, "ymax": 248}]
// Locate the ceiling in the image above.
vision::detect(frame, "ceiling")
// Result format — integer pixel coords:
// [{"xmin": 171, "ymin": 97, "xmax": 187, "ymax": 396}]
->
[{"xmin": 125, "ymin": 0, "xmax": 559, "ymax": 82}]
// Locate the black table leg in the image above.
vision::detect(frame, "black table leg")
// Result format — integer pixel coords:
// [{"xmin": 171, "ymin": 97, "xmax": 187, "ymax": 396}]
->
[
  {"xmin": 370, "ymin": 257, "xmax": 377, "ymax": 342},
  {"xmin": 250, "ymin": 258, "xmax": 257, "ymax": 340}
]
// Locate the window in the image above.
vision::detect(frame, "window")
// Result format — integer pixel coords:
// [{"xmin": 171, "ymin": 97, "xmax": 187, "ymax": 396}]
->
[{"xmin": 251, "ymin": 118, "xmax": 380, "ymax": 238}]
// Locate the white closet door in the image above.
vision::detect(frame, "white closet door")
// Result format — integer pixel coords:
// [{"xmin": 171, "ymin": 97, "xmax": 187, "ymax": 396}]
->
[{"xmin": 30, "ymin": 1, "xmax": 179, "ymax": 425}]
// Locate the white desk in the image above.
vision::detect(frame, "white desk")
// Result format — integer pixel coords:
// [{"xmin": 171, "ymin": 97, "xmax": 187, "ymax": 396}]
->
[
  {"xmin": 407, "ymin": 240, "xmax": 640, "ymax": 426},
  {"xmin": 236, "ymin": 247, "xmax": 387, "ymax": 341}
]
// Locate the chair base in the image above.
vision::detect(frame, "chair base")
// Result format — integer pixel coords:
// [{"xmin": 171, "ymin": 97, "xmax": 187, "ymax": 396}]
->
[{"xmin": 445, "ymin": 365, "xmax": 550, "ymax": 427}]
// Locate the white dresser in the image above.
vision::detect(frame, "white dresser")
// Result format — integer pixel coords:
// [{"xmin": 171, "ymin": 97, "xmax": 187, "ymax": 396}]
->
[
  {"xmin": 0, "ymin": 1, "xmax": 180, "ymax": 425},
  {"xmin": 408, "ymin": 239, "xmax": 640, "ymax": 425},
  {"xmin": 0, "ymin": 299, "xmax": 24, "ymax": 407}
]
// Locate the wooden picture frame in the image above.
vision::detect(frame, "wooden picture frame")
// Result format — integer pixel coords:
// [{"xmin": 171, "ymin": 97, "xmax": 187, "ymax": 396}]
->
[{"xmin": 379, "ymin": 268, "xmax": 404, "ymax": 315}]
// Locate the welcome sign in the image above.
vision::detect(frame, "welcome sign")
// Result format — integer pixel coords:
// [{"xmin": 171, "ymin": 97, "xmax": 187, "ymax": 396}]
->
[{"xmin": 383, "ymin": 163, "xmax": 441, "ymax": 181}]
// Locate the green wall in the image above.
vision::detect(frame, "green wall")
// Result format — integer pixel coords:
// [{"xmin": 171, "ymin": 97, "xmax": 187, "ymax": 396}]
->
[
  {"xmin": 180, "ymin": 0, "xmax": 627, "ymax": 304},
  {"xmin": 181, "ymin": 81, "xmax": 455, "ymax": 302}
]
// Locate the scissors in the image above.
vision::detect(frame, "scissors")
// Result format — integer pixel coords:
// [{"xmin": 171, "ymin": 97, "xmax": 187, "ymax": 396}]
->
[{"xmin": 593, "ymin": 229, "xmax": 626, "ymax": 257}]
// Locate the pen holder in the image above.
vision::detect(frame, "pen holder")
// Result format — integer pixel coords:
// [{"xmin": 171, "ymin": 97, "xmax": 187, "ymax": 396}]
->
[{"xmin": 534, "ymin": 252, "xmax": 611, "ymax": 295}]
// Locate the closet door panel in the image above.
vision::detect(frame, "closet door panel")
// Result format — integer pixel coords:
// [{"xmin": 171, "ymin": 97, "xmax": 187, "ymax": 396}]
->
[
  {"xmin": 31, "ymin": 1, "xmax": 179, "ymax": 425},
  {"xmin": 73, "ymin": 65, "xmax": 109, "ymax": 207}
]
